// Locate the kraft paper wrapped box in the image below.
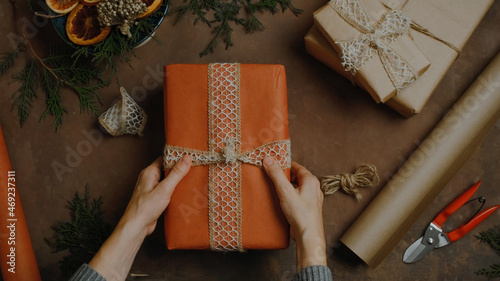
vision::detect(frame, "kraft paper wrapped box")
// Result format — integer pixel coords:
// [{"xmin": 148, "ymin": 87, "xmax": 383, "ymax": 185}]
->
[
  {"xmin": 313, "ymin": 0, "xmax": 431, "ymax": 104},
  {"xmin": 163, "ymin": 63, "xmax": 291, "ymax": 251},
  {"xmin": 307, "ymin": 0, "xmax": 494, "ymax": 117}
]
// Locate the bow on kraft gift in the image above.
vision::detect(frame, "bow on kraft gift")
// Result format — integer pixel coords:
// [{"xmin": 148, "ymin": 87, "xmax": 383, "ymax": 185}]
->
[
  {"xmin": 309, "ymin": 0, "xmax": 470, "ymax": 116},
  {"xmin": 314, "ymin": 0, "xmax": 432, "ymax": 103},
  {"xmin": 163, "ymin": 63, "xmax": 291, "ymax": 251},
  {"xmin": 330, "ymin": 0, "xmax": 417, "ymax": 92}
]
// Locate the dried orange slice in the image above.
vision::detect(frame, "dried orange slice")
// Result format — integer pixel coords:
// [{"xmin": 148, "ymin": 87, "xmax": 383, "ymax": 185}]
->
[
  {"xmin": 79, "ymin": 0, "xmax": 101, "ymax": 6},
  {"xmin": 46, "ymin": 0, "xmax": 78, "ymax": 14},
  {"xmin": 136, "ymin": 0, "xmax": 163, "ymax": 19},
  {"xmin": 66, "ymin": 4, "xmax": 111, "ymax": 45}
]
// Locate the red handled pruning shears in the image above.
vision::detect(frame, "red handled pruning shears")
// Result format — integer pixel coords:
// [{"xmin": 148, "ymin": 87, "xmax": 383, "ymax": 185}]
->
[{"xmin": 403, "ymin": 180, "xmax": 500, "ymax": 263}]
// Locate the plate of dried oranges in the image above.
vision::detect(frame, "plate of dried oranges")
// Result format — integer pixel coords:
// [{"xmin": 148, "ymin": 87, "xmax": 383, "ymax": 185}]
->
[{"xmin": 48, "ymin": 0, "xmax": 167, "ymax": 48}]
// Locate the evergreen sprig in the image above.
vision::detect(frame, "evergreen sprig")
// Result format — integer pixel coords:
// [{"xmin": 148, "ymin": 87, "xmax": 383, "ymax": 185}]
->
[
  {"xmin": 11, "ymin": 60, "xmax": 39, "ymax": 126},
  {"xmin": 45, "ymin": 186, "xmax": 112, "ymax": 277},
  {"xmin": 475, "ymin": 226, "xmax": 500, "ymax": 279},
  {"xmin": 8, "ymin": 46, "xmax": 106, "ymax": 130},
  {"xmin": 0, "ymin": 45, "xmax": 22, "ymax": 75},
  {"xmin": 167, "ymin": 0, "xmax": 302, "ymax": 56},
  {"xmin": 39, "ymin": 68, "xmax": 65, "ymax": 127}
]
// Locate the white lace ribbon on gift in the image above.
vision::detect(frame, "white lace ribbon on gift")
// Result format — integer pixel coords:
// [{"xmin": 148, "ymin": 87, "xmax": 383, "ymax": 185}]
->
[
  {"xmin": 163, "ymin": 63, "xmax": 291, "ymax": 251},
  {"xmin": 329, "ymin": 0, "xmax": 417, "ymax": 92}
]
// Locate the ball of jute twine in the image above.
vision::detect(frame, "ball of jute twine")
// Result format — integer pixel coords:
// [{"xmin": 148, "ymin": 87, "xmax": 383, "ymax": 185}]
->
[{"xmin": 320, "ymin": 164, "xmax": 379, "ymax": 201}]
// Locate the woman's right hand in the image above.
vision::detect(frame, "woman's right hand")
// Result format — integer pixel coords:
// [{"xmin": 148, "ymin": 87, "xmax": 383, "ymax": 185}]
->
[{"xmin": 263, "ymin": 157, "xmax": 327, "ymax": 270}]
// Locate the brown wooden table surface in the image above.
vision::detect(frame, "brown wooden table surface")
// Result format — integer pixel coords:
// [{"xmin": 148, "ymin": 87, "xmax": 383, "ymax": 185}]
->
[{"xmin": 1, "ymin": 0, "xmax": 499, "ymax": 280}]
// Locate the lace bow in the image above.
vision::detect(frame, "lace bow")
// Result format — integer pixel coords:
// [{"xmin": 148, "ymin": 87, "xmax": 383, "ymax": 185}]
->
[
  {"xmin": 330, "ymin": 0, "xmax": 417, "ymax": 92},
  {"xmin": 164, "ymin": 139, "xmax": 291, "ymax": 169}
]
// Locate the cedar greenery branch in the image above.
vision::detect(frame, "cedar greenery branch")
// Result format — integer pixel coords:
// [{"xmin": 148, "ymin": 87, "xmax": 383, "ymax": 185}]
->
[
  {"xmin": 166, "ymin": 0, "xmax": 303, "ymax": 56},
  {"xmin": 0, "ymin": 45, "xmax": 22, "ymax": 76},
  {"xmin": 8, "ymin": 44, "xmax": 106, "ymax": 130},
  {"xmin": 45, "ymin": 186, "xmax": 112, "ymax": 277},
  {"xmin": 475, "ymin": 226, "xmax": 500, "ymax": 279}
]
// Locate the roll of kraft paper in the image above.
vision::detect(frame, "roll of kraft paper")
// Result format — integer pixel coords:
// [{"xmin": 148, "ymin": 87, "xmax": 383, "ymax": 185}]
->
[
  {"xmin": 340, "ymin": 52, "xmax": 500, "ymax": 268},
  {"xmin": 0, "ymin": 124, "xmax": 41, "ymax": 280}
]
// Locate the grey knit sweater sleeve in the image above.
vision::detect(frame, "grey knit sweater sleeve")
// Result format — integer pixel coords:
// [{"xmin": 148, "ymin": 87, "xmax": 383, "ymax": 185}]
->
[
  {"xmin": 69, "ymin": 264, "xmax": 332, "ymax": 281},
  {"xmin": 292, "ymin": 265, "xmax": 333, "ymax": 281},
  {"xmin": 69, "ymin": 264, "xmax": 106, "ymax": 281}
]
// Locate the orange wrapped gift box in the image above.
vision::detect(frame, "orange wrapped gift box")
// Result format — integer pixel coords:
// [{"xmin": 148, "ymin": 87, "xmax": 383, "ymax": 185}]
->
[
  {"xmin": 163, "ymin": 63, "xmax": 291, "ymax": 251},
  {"xmin": 0, "ymin": 124, "xmax": 42, "ymax": 280}
]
